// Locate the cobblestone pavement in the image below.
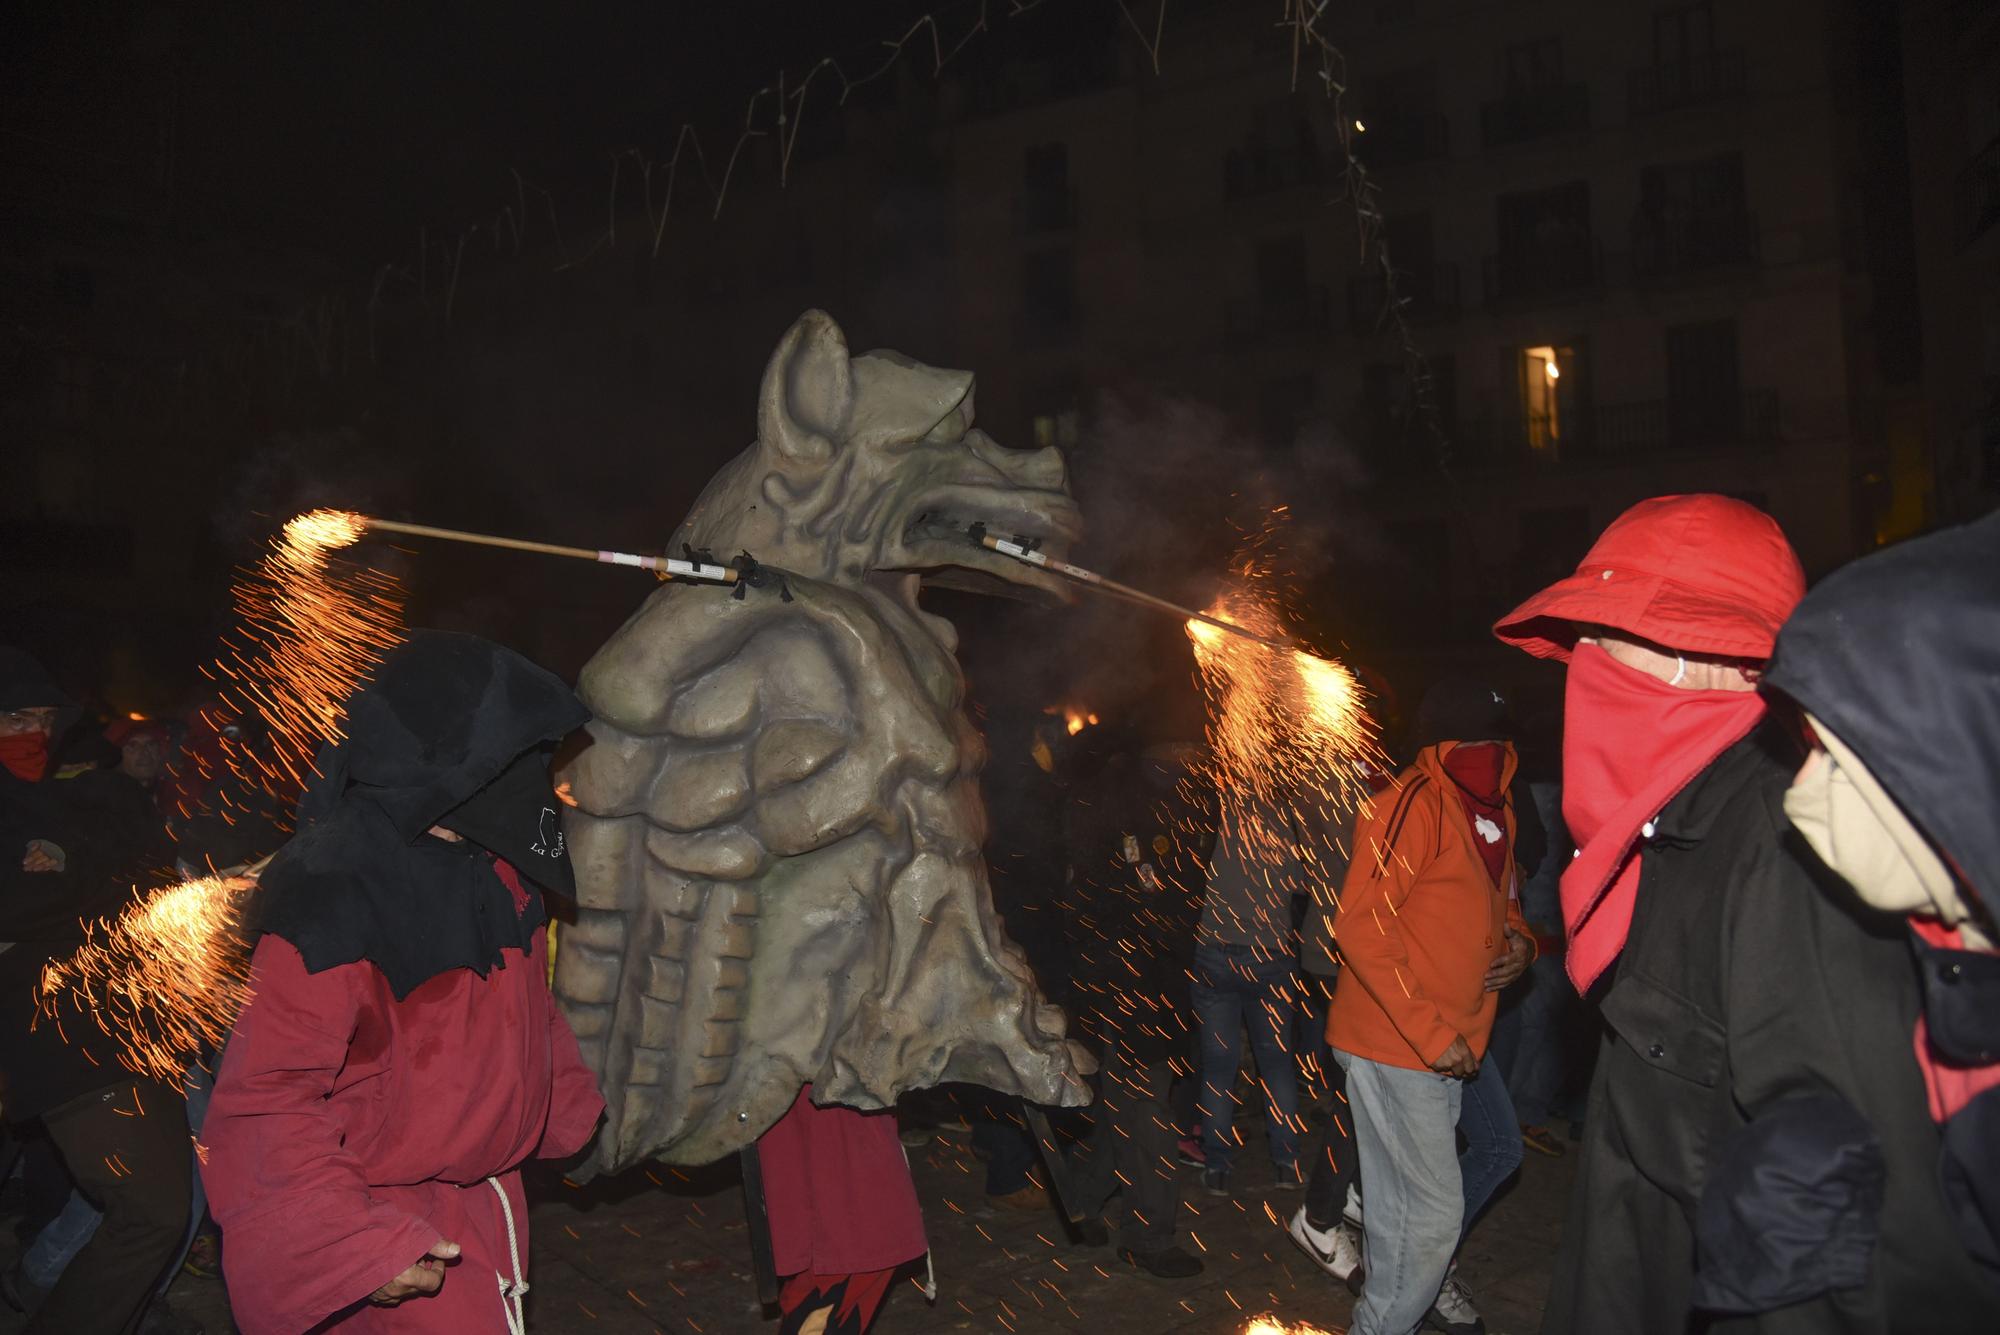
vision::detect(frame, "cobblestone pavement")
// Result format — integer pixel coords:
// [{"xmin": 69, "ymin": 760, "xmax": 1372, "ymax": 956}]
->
[{"xmin": 10, "ymin": 1102, "xmax": 1575, "ymax": 1335}]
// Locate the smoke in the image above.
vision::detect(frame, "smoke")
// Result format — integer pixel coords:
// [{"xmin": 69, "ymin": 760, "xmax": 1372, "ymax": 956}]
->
[
  {"xmin": 955, "ymin": 391, "xmax": 1382, "ymax": 750},
  {"xmin": 215, "ymin": 429, "xmax": 410, "ymax": 557}
]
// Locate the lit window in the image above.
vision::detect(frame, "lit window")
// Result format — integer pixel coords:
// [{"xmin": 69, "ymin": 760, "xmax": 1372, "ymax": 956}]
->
[{"xmin": 1522, "ymin": 344, "xmax": 1564, "ymax": 455}]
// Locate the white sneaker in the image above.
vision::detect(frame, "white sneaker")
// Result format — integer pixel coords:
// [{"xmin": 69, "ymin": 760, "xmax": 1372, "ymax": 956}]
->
[
  {"xmin": 1426, "ymin": 1263, "xmax": 1485, "ymax": 1334},
  {"xmin": 1286, "ymin": 1206, "xmax": 1362, "ymax": 1285}
]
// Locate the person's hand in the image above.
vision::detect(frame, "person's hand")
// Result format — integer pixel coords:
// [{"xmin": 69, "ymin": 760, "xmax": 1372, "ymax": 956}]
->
[
  {"xmin": 21, "ymin": 840, "xmax": 64, "ymax": 873},
  {"xmin": 1484, "ymin": 928, "xmax": 1532, "ymax": 992},
  {"xmin": 1430, "ymin": 1035, "xmax": 1478, "ymax": 1078},
  {"xmin": 369, "ymin": 1239, "xmax": 460, "ymax": 1305}
]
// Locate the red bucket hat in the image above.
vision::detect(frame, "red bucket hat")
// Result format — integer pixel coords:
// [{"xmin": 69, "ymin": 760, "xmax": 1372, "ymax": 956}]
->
[{"xmin": 1493, "ymin": 494, "xmax": 1806, "ymax": 662}]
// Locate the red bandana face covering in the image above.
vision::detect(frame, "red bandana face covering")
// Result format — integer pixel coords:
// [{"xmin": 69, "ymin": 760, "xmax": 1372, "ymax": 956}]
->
[
  {"xmin": 1559, "ymin": 643, "xmax": 1768, "ymax": 992},
  {"xmin": 0, "ymin": 732, "xmax": 51, "ymax": 783}
]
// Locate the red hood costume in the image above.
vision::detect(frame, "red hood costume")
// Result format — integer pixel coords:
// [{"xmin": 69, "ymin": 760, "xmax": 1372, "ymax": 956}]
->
[
  {"xmin": 200, "ymin": 633, "xmax": 606, "ymax": 1332},
  {"xmin": 1494, "ymin": 494, "xmax": 1805, "ymax": 992}
]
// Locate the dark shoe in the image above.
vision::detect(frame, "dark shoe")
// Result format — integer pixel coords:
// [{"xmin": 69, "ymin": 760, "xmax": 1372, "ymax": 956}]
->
[
  {"xmin": 0, "ymin": 1265, "xmax": 48, "ymax": 1316},
  {"xmin": 991, "ymin": 1184, "xmax": 1049, "ymax": 1212},
  {"xmin": 1074, "ymin": 1217, "xmax": 1110, "ymax": 1247},
  {"xmin": 1176, "ymin": 1136, "xmax": 1206, "ymax": 1168},
  {"xmin": 137, "ymin": 1299, "xmax": 207, "ymax": 1335},
  {"xmin": 1521, "ymin": 1124, "xmax": 1567, "ymax": 1158},
  {"xmin": 1118, "ymin": 1245, "xmax": 1204, "ymax": 1279},
  {"xmin": 1200, "ymin": 1165, "xmax": 1232, "ymax": 1198},
  {"xmin": 1269, "ymin": 1161, "xmax": 1305, "ymax": 1190}
]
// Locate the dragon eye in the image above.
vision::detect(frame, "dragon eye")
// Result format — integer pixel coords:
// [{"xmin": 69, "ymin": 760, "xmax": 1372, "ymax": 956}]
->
[{"xmin": 922, "ymin": 405, "xmax": 969, "ymax": 445}]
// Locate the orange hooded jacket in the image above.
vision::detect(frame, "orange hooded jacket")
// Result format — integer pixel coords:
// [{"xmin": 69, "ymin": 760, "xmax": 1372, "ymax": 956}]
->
[{"xmin": 1326, "ymin": 741, "xmax": 1531, "ymax": 1072}]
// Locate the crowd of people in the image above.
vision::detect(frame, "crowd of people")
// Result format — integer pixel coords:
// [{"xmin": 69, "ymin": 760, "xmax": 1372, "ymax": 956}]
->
[{"xmin": 1, "ymin": 492, "xmax": 1995, "ymax": 1334}]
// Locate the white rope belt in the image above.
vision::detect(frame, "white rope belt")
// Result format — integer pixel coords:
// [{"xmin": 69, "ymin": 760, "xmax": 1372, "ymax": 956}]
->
[{"xmin": 486, "ymin": 1176, "xmax": 529, "ymax": 1335}]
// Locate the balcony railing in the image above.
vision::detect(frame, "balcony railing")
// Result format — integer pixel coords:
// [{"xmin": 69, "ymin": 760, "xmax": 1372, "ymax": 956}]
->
[
  {"xmin": 1459, "ymin": 388, "xmax": 1779, "ymax": 466},
  {"xmin": 1346, "ymin": 263, "xmax": 1461, "ymax": 334},
  {"xmin": 1355, "ymin": 111, "xmax": 1449, "ymax": 170},
  {"xmin": 1225, "ymin": 285, "xmax": 1331, "ymax": 340},
  {"xmin": 1960, "ymin": 136, "xmax": 2000, "ymax": 246},
  {"xmin": 1224, "ymin": 145, "xmax": 1325, "ymax": 201},
  {"xmin": 1482, "ymin": 242, "xmax": 1600, "ymax": 306},
  {"xmin": 1480, "ymin": 82, "xmax": 1589, "ymax": 149},
  {"xmin": 1017, "ymin": 187, "xmax": 1079, "ymax": 234},
  {"xmin": 1632, "ymin": 210, "xmax": 1759, "ymax": 279},
  {"xmin": 1629, "ymin": 49, "xmax": 1746, "ymax": 118}
]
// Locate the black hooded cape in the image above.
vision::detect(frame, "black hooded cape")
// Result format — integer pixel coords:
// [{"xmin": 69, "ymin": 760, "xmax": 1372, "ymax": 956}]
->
[
  {"xmin": 255, "ymin": 631, "xmax": 588, "ymax": 999},
  {"xmin": 1768, "ymin": 510, "xmax": 2000, "ymax": 1289}
]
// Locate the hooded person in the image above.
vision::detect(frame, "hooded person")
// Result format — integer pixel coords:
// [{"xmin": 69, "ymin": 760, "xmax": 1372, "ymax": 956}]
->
[
  {"xmin": 0, "ymin": 648, "xmax": 191, "ymax": 1334},
  {"xmin": 1321, "ymin": 676, "xmax": 1533, "ymax": 1335},
  {"xmin": 1494, "ymin": 495, "xmax": 1991, "ymax": 1333},
  {"xmin": 198, "ymin": 632, "xmax": 606, "ymax": 1333},
  {"xmin": 1766, "ymin": 511, "xmax": 2000, "ymax": 1302}
]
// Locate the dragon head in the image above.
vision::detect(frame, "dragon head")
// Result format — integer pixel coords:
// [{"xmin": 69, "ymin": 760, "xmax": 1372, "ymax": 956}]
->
[{"xmin": 676, "ymin": 309, "xmax": 1082, "ymax": 601}]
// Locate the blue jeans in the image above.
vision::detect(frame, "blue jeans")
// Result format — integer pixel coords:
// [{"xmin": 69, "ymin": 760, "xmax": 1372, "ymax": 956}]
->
[
  {"xmin": 967, "ymin": 1092, "xmax": 1040, "ymax": 1196},
  {"xmin": 21, "ymin": 1190, "xmax": 102, "ymax": 1290},
  {"xmin": 1337, "ymin": 1049, "xmax": 1463, "ymax": 1335},
  {"xmin": 1456, "ymin": 1054, "xmax": 1522, "ymax": 1241},
  {"xmin": 1491, "ymin": 949, "xmax": 1585, "ymax": 1127},
  {"xmin": 1191, "ymin": 941, "xmax": 1302, "ymax": 1173}
]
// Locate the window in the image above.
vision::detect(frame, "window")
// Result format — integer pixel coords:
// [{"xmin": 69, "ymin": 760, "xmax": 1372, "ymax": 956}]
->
[
  {"xmin": 1639, "ymin": 153, "xmax": 1746, "ymax": 217},
  {"xmin": 1022, "ymin": 142, "xmax": 1074, "ymax": 229},
  {"xmin": 1259, "ymin": 374, "xmax": 1316, "ymax": 448},
  {"xmin": 1514, "ymin": 341, "xmax": 1587, "ymax": 460},
  {"xmin": 1653, "ymin": 2, "xmax": 1716, "ymax": 67},
  {"xmin": 1021, "ymin": 248, "xmax": 1077, "ymax": 331},
  {"xmin": 1256, "ymin": 234, "xmax": 1308, "ymax": 303},
  {"xmin": 1425, "ymin": 353, "xmax": 1458, "ymax": 436},
  {"xmin": 53, "ymin": 265, "xmax": 95, "ymax": 309},
  {"xmin": 1498, "ymin": 182, "xmax": 1591, "ymax": 257},
  {"xmin": 1493, "ymin": 183, "xmax": 1593, "ymax": 300},
  {"xmin": 1031, "ymin": 411, "xmax": 1080, "ymax": 451},
  {"xmin": 1505, "ymin": 39, "xmax": 1564, "ymax": 93},
  {"xmin": 1517, "ymin": 506, "xmax": 1591, "ymax": 591},
  {"xmin": 50, "ymin": 353, "xmax": 90, "ymax": 422},
  {"xmin": 1024, "ymin": 142, "xmax": 1068, "ymax": 194},
  {"xmin": 1666, "ymin": 319, "xmax": 1742, "ymax": 446}
]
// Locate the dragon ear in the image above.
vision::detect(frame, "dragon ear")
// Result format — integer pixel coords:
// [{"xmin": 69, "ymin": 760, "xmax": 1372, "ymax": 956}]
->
[{"xmin": 758, "ymin": 310, "xmax": 855, "ymax": 463}]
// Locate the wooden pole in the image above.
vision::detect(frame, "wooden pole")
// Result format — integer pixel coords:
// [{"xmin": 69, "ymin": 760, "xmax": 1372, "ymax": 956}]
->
[
  {"xmin": 976, "ymin": 534, "xmax": 1292, "ymax": 651},
  {"xmin": 360, "ymin": 517, "xmax": 739, "ymax": 583}
]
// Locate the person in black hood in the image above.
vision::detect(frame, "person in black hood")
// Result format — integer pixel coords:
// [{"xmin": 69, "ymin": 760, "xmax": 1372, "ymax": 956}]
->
[
  {"xmin": 1768, "ymin": 511, "xmax": 2000, "ymax": 1307},
  {"xmin": 0, "ymin": 648, "xmax": 191, "ymax": 1334},
  {"xmin": 198, "ymin": 632, "xmax": 606, "ymax": 1333}
]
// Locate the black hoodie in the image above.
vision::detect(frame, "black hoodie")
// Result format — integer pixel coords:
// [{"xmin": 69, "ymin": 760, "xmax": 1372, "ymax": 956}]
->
[
  {"xmin": 254, "ymin": 631, "xmax": 588, "ymax": 999},
  {"xmin": 0, "ymin": 648, "xmax": 167, "ymax": 1117},
  {"xmin": 1768, "ymin": 510, "xmax": 2000, "ymax": 1289}
]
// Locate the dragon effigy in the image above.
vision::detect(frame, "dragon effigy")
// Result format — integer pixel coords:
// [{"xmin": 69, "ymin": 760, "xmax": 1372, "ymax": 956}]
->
[{"xmin": 555, "ymin": 310, "xmax": 1093, "ymax": 1171}]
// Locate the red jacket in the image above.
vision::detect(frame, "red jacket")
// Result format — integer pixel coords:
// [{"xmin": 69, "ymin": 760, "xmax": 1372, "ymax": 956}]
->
[{"xmin": 200, "ymin": 930, "xmax": 603, "ymax": 1332}]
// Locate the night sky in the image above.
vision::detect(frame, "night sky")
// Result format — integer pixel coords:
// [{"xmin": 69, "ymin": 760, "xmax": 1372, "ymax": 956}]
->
[{"xmin": 4, "ymin": 1, "xmax": 948, "ymax": 262}]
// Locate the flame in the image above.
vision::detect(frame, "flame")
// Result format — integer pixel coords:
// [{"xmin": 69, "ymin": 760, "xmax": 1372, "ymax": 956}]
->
[
  {"xmin": 553, "ymin": 779, "xmax": 579, "ymax": 809},
  {"xmin": 1062, "ymin": 707, "xmax": 1099, "ymax": 737},
  {"xmin": 1242, "ymin": 1318, "xmax": 1340, "ymax": 1335},
  {"xmin": 1185, "ymin": 554, "xmax": 1385, "ymax": 877},
  {"xmin": 38, "ymin": 869, "xmax": 263, "ymax": 1087},
  {"xmin": 49, "ymin": 508, "xmax": 405, "ymax": 1085}
]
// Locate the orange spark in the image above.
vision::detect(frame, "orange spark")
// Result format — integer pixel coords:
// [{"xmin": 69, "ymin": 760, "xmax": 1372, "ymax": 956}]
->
[
  {"xmin": 48, "ymin": 508, "xmax": 406, "ymax": 1085},
  {"xmin": 37, "ymin": 868, "xmax": 262, "ymax": 1087},
  {"xmin": 1185, "ymin": 555, "xmax": 1385, "ymax": 874}
]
